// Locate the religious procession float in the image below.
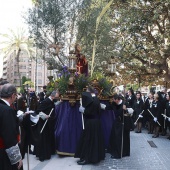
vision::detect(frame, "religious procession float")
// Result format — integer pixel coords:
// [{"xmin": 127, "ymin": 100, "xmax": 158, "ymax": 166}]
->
[{"xmin": 46, "ymin": 44, "xmax": 116, "ymax": 156}]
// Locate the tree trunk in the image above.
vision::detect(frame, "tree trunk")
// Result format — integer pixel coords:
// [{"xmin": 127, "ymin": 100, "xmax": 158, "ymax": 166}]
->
[{"xmin": 16, "ymin": 48, "xmax": 22, "ymax": 87}]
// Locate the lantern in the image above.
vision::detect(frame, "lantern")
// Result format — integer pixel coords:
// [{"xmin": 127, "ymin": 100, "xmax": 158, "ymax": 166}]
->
[
  {"xmin": 47, "ymin": 69, "xmax": 54, "ymax": 81},
  {"xmin": 107, "ymin": 59, "xmax": 116, "ymax": 76},
  {"xmin": 108, "ymin": 59, "xmax": 116, "ymax": 73},
  {"xmin": 68, "ymin": 55, "xmax": 77, "ymax": 73},
  {"xmin": 47, "ymin": 69, "xmax": 54, "ymax": 77}
]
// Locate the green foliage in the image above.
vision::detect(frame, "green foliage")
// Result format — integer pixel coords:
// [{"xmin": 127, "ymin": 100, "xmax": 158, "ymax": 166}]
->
[
  {"xmin": 98, "ymin": 77, "xmax": 112, "ymax": 96},
  {"xmin": 74, "ymin": 74, "xmax": 90, "ymax": 93},
  {"xmin": 109, "ymin": 0, "xmax": 170, "ymax": 82},
  {"xmin": 46, "ymin": 80, "xmax": 55, "ymax": 94},
  {"xmin": 90, "ymin": 72, "xmax": 112, "ymax": 96},
  {"xmin": 57, "ymin": 76, "xmax": 69, "ymax": 95},
  {"xmin": 19, "ymin": 76, "xmax": 34, "ymax": 93},
  {"xmin": 76, "ymin": 0, "xmax": 115, "ymax": 73},
  {"xmin": 47, "ymin": 71, "xmax": 112, "ymax": 96},
  {"xmin": 90, "ymin": 72, "xmax": 105, "ymax": 80},
  {"xmin": 0, "ymin": 28, "xmax": 35, "ymax": 87},
  {"xmin": 23, "ymin": 81, "xmax": 34, "ymax": 87},
  {"xmin": 26, "ymin": 0, "xmax": 83, "ymax": 69},
  {"xmin": 22, "ymin": 76, "xmax": 27, "ymax": 85}
]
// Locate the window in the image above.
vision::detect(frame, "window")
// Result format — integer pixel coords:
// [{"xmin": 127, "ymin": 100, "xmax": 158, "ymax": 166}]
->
[
  {"xmin": 19, "ymin": 65, "xmax": 26, "ymax": 69},
  {"xmin": 37, "ymin": 66, "xmax": 42, "ymax": 70},
  {"xmin": 14, "ymin": 72, "xmax": 18, "ymax": 76},
  {"xmin": 38, "ymin": 72, "xmax": 42, "ymax": 76},
  {"xmin": 21, "ymin": 72, "xmax": 26, "ymax": 76},
  {"xmin": 38, "ymin": 79, "xmax": 42, "ymax": 84}
]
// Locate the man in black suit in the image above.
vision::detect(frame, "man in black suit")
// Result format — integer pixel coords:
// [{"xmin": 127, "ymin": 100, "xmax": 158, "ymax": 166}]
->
[
  {"xmin": 38, "ymin": 85, "xmax": 47, "ymax": 103},
  {"xmin": 0, "ymin": 84, "xmax": 23, "ymax": 170}
]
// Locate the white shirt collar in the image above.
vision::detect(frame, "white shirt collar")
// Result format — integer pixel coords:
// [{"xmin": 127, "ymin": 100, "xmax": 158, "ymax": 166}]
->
[
  {"xmin": 1, "ymin": 99, "xmax": 10, "ymax": 106},
  {"xmin": 48, "ymin": 96, "xmax": 53, "ymax": 101},
  {"xmin": 118, "ymin": 100, "xmax": 123, "ymax": 105}
]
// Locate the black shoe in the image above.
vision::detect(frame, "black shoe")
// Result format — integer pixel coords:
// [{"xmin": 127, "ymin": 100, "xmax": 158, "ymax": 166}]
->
[
  {"xmin": 77, "ymin": 159, "xmax": 84, "ymax": 163},
  {"xmin": 167, "ymin": 136, "xmax": 170, "ymax": 140},
  {"xmin": 161, "ymin": 132, "xmax": 167, "ymax": 136},
  {"xmin": 39, "ymin": 159, "xmax": 44, "ymax": 162},
  {"xmin": 152, "ymin": 134, "xmax": 159, "ymax": 138},
  {"xmin": 111, "ymin": 155, "xmax": 121, "ymax": 159},
  {"xmin": 77, "ymin": 160, "xmax": 89, "ymax": 165},
  {"xmin": 122, "ymin": 154, "xmax": 130, "ymax": 157},
  {"xmin": 135, "ymin": 131, "xmax": 141, "ymax": 133}
]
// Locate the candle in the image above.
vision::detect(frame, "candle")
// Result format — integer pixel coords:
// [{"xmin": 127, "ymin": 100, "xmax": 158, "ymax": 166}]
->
[{"xmin": 71, "ymin": 59, "xmax": 74, "ymax": 68}]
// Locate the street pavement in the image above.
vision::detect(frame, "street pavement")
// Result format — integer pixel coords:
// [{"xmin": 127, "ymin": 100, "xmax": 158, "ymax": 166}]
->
[{"xmin": 23, "ymin": 129, "xmax": 170, "ymax": 170}]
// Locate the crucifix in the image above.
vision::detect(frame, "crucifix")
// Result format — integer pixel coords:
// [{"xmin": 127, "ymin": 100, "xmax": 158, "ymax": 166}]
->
[{"xmin": 77, "ymin": 61, "xmax": 83, "ymax": 74}]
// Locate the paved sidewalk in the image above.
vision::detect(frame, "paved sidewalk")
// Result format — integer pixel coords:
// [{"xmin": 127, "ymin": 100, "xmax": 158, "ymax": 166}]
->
[{"xmin": 23, "ymin": 130, "xmax": 170, "ymax": 170}]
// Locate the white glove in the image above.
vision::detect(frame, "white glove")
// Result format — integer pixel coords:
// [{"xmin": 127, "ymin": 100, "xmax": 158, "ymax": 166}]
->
[
  {"xmin": 25, "ymin": 110, "xmax": 34, "ymax": 114},
  {"xmin": 54, "ymin": 101, "xmax": 62, "ymax": 106},
  {"xmin": 127, "ymin": 108, "xmax": 134, "ymax": 115},
  {"xmin": 17, "ymin": 110, "xmax": 24, "ymax": 122},
  {"xmin": 100, "ymin": 103, "xmax": 106, "ymax": 110},
  {"xmin": 139, "ymin": 115, "xmax": 143, "ymax": 118},
  {"xmin": 168, "ymin": 118, "xmax": 170, "ymax": 122},
  {"xmin": 154, "ymin": 117, "xmax": 157, "ymax": 122},
  {"xmin": 17, "ymin": 110, "xmax": 24, "ymax": 117},
  {"xmin": 39, "ymin": 112, "xmax": 48, "ymax": 120},
  {"xmin": 162, "ymin": 114, "xmax": 167, "ymax": 119},
  {"xmin": 79, "ymin": 106, "xmax": 85, "ymax": 113}
]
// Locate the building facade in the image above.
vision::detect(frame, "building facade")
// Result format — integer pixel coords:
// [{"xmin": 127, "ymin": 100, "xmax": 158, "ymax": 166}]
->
[{"xmin": 2, "ymin": 51, "xmax": 49, "ymax": 93}]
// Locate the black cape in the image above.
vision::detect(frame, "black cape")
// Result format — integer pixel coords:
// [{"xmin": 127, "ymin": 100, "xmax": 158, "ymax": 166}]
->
[
  {"xmin": 74, "ymin": 95, "xmax": 105, "ymax": 163},
  {"xmin": 107, "ymin": 101, "xmax": 131, "ymax": 158},
  {"xmin": 35, "ymin": 97, "xmax": 55, "ymax": 161}
]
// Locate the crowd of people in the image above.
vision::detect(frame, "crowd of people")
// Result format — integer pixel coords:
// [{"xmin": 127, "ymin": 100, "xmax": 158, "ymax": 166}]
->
[
  {"xmin": 0, "ymin": 81, "xmax": 61, "ymax": 170},
  {"xmin": 0, "ymin": 78, "xmax": 170, "ymax": 169},
  {"xmin": 125, "ymin": 88, "xmax": 170, "ymax": 139}
]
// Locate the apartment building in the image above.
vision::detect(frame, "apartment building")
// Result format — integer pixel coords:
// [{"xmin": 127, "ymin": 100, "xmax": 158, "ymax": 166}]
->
[{"xmin": 2, "ymin": 51, "xmax": 48, "ymax": 93}]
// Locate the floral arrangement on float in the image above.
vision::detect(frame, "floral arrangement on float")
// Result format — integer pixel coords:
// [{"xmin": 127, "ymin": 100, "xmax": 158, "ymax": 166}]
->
[
  {"xmin": 46, "ymin": 66, "xmax": 113, "ymax": 100},
  {"xmin": 46, "ymin": 44, "xmax": 116, "ymax": 105}
]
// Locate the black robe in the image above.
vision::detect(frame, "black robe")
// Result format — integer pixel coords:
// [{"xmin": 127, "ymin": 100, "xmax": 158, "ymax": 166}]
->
[
  {"xmin": 151, "ymin": 100, "xmax": 161, "ymax": 126},
  {"xmin": 144, "ymin": 98, "xmax": 153, "ymax": 121},
  {"xmin": 106, "ymin": 101, "xmax": 131, "ymax": 158},
  {"xmin": 133, "ymin": 98, "xmax": 144, "ymax": 122},
  {"xmin": 38, "ymin": 91, "xmax": 46, "ymax": 103},
  {"xmin": 0, "ymin": 99, "xmax": 22, "ymax": 170},
  {"xmin": 166, "ymin": 101, "xmax": 170, "ymax": 130},
  {"xmin": 126, "ymin": 94, "xmax": 136, "ymax": 129},
  {"xmin": 35, "ymin": 97, "xmax": 55, "ymax": 161},
  {"xmin": 74, "ymin": 94, "xmax": 105, "ymax": 163}
]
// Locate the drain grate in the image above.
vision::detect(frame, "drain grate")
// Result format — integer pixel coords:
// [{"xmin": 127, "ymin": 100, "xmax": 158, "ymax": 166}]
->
[{"xmin": 147, "ymin": 140, "xmax": 157, "ymax": 148}]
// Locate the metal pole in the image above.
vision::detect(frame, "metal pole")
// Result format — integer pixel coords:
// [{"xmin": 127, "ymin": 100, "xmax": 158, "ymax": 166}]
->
[
  {"xmin": 40, "ymin": 108, "xmax": 54, "ymax": 134},
  {"xmin": 164, "ymin": 109, "xmax": 166, "ymax": 129},
  {"xmin": 121, "ymin": 109, "xmax": 124, "ymax": 159},
  {"xmin": 27, "ymin": 145, "xmax": 29, "ymax": 170},
  {"xmin": 36, "ymin": 59, "xmax": 39, "ymax": 94}
]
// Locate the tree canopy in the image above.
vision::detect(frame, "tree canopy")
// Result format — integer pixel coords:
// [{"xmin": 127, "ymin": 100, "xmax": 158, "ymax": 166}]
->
[
  {"xmin": 26, "ymin": 0, "xmax": 170, "ymax": 87},
  {"xmin": 108, "ymin": 0, "xmax": 170, "ymax": 86},
  {"xmin": 26, "ymin": 0, "xmax": 84, "ymax": 70},
  {"xmin": 0, "ymin": 28, "xmax": 35, "ymax": 86}
]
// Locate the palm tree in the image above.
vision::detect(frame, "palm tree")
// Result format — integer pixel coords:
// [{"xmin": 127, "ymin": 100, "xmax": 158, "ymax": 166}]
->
[{"xmin": 0, "ymin": 28, "xmax": 35, "ymax": 87}]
